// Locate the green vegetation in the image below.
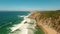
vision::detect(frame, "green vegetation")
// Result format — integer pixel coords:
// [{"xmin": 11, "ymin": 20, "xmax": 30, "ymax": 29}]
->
[
  {"xmin": 40, "ymin": 10, "xmax": 60, "ymax": 18},
  {"xmin": 35, "ymin": 26, "xmax": 44, "ymax": 34}
]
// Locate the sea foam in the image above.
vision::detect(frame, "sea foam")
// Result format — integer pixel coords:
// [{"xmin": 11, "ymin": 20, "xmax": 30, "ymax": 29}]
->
[{"xmin": 10, "ymin": 14, "xmax": 36, "ymax": 34}]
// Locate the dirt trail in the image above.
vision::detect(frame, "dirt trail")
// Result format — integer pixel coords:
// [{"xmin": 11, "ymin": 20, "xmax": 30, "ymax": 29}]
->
[{"xmin": 38, "ymin": 23, "xmax": 58, "ymax": 34}]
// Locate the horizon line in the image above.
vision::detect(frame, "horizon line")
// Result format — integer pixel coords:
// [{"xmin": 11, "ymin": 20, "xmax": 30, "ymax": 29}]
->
[{"xmin": 0, "ymin": 9, "xmax": 60, "ymax": 12}]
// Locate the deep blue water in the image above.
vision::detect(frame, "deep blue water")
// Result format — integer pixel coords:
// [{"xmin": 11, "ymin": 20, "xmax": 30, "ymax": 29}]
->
[{"xmin": 0, "ymin": 11, "xmax": 30, "ymax": 34}]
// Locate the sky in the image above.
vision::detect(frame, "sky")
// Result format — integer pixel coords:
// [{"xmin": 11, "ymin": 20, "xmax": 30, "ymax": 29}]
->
[{"xmin": 0, "ymin": 0, "xmax": 60, "ymax": 11}]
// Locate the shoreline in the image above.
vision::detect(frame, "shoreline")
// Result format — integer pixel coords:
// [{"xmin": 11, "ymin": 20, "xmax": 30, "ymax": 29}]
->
[
  {"xmin": 10, "ymin": 13, "xmax": 32, "ymax": 32},
  {"xmin": 10, "ymin": 13, "xmax": 37, "ymax": 34},
  {"xmin": 10, "ymin": 12, "xmax": 48, "ymax": 34}
]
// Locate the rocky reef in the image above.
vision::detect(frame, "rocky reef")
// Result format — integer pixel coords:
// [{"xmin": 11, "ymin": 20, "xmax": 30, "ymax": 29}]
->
[{"xmin": 28, "ymin": 10, "xmax": 60, "ymax": 34}]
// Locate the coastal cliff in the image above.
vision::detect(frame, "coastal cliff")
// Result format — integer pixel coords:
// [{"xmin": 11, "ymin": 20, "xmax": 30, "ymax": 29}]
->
[{"xmin": 28, "ymin": 10, "xmax": 60, "ymax": 34}]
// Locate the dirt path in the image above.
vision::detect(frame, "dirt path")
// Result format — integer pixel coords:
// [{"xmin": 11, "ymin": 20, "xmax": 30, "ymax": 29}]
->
[{"xmin": 38, "ymin": 23, "xmax": 58, "ymax": 34}]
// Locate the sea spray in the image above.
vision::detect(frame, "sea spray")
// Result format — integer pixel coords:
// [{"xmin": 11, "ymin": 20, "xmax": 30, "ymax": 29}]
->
[
  {"xmin": 10, "ymin": 20, "xmax": 26, "ymax": 32},
  {"xmin": 10, "ymin": 14, "xmax": 36, "ymax": 34}
]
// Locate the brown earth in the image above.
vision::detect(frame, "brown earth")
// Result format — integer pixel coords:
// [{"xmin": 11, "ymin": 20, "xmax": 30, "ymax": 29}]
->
[{"xmin": 28, "ymin": 11, "xmax": 60, "ymax": 34}]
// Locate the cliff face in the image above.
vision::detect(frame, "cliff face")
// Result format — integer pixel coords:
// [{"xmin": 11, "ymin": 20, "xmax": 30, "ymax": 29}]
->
[{"xmin": 28, "ymin": 11, "xmax": 60, "ymax": 34}]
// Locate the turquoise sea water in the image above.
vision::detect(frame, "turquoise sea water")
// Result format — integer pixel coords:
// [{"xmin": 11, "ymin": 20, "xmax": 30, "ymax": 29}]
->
[
  {"xmin": 0, "ymin": 11, "xmax": 30, "ymax": 34},
  {"xmin": 0, "ymin": 11, "xmax": 44, "ymax": 34}
]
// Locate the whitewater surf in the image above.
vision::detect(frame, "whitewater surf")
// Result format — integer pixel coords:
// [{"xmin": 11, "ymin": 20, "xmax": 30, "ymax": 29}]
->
[{"xmin": 10, "ymin": 14, "xmax": 36, "ymax": 34}]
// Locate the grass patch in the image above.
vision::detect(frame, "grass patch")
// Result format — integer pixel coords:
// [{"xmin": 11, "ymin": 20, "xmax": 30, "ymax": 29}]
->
[{"xmin": 35, "ymin": 26, "xmax": 44, "ymax": 34}]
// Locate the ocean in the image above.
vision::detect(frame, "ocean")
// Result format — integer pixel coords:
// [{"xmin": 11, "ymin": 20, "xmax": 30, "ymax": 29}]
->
[
  {"xmin": 0, "ymin": 11, "xmax": 30, "ymax": 34},
  {"xmin": 0, "ymin": 11, "xmax": 44, "ymax": 34}
]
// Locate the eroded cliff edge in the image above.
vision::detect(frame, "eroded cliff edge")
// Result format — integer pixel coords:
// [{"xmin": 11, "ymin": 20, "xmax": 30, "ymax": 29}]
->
[{"xmin": 28, "ymin": 11, "xmax": 60, "ymax": 34}]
